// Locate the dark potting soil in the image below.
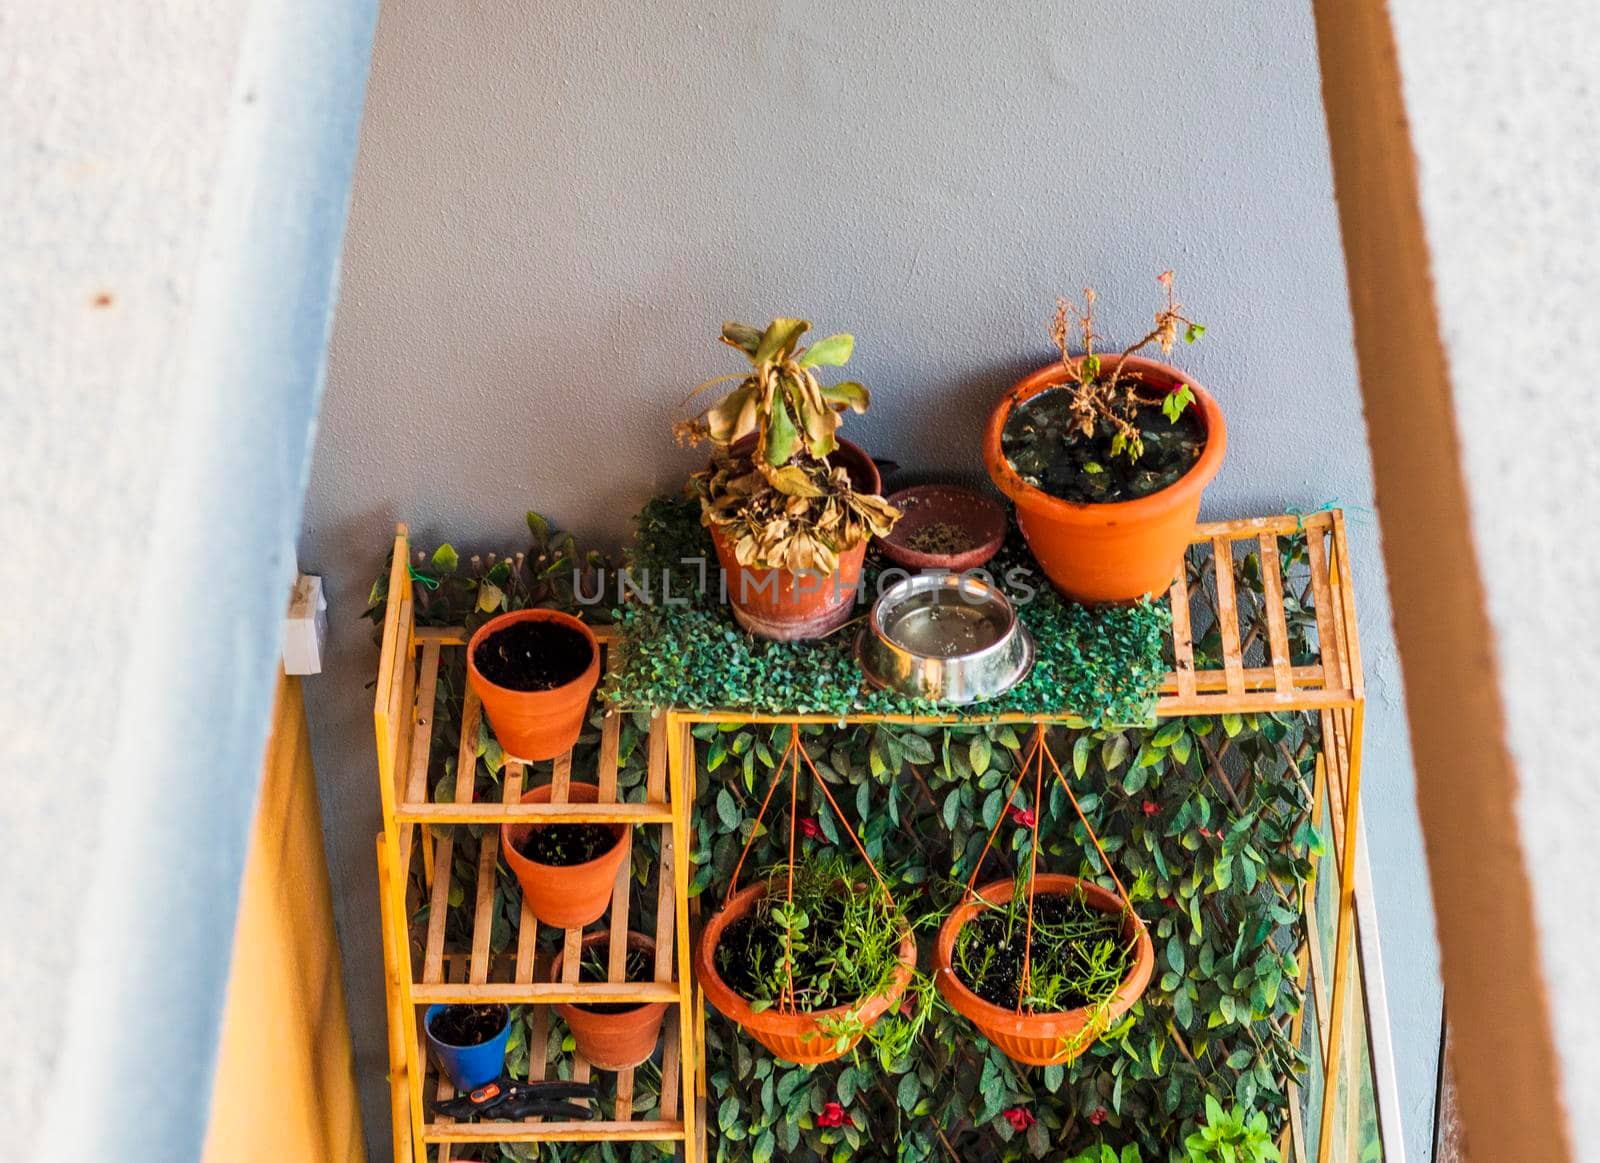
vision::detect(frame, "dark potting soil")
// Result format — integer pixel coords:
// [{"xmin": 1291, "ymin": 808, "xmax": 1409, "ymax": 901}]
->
[
  {"xmin": 1001, "ymin": 387, "xmax": 1206, "ymax": 504},
  {"xmin": 715, "ymin": 896, "xmax": 854, "ymax": 1010},
  {"xmin": 429, "ymin": 1004, "xmax": 508, "ymax": 1046},
  {"xmin": 474, "ymin": 619, "xmax": 593, "ymax": 692},
  {"xmin": 515, "ymin": 821, "xmax": 620, "ymax": 866},
  {"xmin": 953, "ymin": 893, "xmax": 1131, "ymax": 1011},
  {"xmin": 573, "ymin": 945, "xmax": 655, "ymax": 1014},
  {"xmin": 906, "ymin": 520, "xmax": 978, "ymax": 555}
]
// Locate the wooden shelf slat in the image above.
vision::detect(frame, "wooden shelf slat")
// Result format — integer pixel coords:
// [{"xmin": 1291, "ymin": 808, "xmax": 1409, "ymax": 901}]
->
[
  {"xmin": 1259, "ymin": 532, "xmax": 1296, "ymax": 696},
  {"xmin": 423, "ymin": 1119, "xmax": 685, "ymax": 1144},
  {"xmin": 396, "ymin": 802, "xmax": 673, "ymax": 825},
  {"xmin": 1169, "ymin": 565, "xmax": 1198, "ymax": 701},
  {"xmin": 411, "ymin": 981, "xmax": 683, "ymax": 1006}
]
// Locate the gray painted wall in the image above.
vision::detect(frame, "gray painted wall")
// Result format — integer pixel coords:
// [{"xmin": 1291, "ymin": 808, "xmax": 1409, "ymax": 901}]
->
[
  {"xmin": 301, "ymin": 3, "xmax": 1440, "ymax": 1157},
  {"xmin": 3, "ymin": 1, "xmax": 376, "ymax": 1158}
]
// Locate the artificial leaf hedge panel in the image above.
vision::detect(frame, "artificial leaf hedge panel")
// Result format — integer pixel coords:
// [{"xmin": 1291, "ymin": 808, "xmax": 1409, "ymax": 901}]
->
[
  {"xmin": 418, "ymin": 707, "xmax": 1319, "ymax": 1163},
  {"xmin": 690, "ymin": 713, "xmax": 1318, "ymax": 1163},
  {"xmin": 602, "ymin": 498, "xmax": 1169, "ymax": 727}
]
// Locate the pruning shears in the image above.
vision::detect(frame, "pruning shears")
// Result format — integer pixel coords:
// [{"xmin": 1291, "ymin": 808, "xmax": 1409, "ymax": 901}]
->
[{"xmin": 431, "ymin": 1077, "xmax": 599, "ymax": 1122}]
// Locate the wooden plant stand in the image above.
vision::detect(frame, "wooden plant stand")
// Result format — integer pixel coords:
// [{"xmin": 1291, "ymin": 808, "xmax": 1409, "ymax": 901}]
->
[
  {"xmin": 657, "ymin": 511, "xmax": 1373, "ymax": 1163},
  {"xmin": 372, "ymin": 527, "xmax": 700, "ymax": 1162},
  {"xmin": 371, "ymin": 510, "xmax": 1376, "ymax": 1162}
]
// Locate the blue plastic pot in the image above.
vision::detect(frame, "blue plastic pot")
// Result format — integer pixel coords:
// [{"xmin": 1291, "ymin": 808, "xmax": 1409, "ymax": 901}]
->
[{"xmin": 424, "ymin": 1004, "xmax": 511, "ymax": 1090}]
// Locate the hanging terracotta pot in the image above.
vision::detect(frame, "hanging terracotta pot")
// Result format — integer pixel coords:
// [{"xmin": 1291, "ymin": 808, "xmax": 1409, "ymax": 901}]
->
[
  {"xmin": 982, "ymin": 355, "xmax": 1226, "ymax": 603},
  {"xmin": 548, "ymin": 931, "xmax": 668, "ymax": 1070},
  {"xmin": 696, "ymin": 879, "xmax": 917, "ymax": 1065},
  {"xmin": 710, "ymin": 437, "xmax": 881, "ymax": 641},
  {"xmin": 501, "ymin": 782, "xmax": 628, "ymax": 930},
  {"xmin": 467, "ymin": 608, "xmax": 600, "ymax": 762},
  {"xmin": 933, "ymin": 873, "xmax": 1154, "ymax": 1067}
]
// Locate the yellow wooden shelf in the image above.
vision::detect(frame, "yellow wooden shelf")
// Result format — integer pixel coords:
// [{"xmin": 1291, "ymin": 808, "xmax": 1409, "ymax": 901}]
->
[
  {"xmin": 374, "ymin": 544, "xmax": 698, "ymax": 1163},
  {"xmin": 372, "ymin": 509, "xmax": 1367, "ymax": 1163}
]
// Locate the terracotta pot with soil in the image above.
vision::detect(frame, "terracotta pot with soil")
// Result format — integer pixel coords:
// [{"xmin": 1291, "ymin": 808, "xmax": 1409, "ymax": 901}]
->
[
  {"xmin": 933, "ymin": 873, "xmax": 1153, "ymax": 1067},
  {"xmin": 501, "ymin": 782, "xmax": 628, "ymax": 929},
  {"xmin": 984, "ymin": 354, "xmax": 1226, "ymax": 604},
  {"xmin": 467, "ymin": 608, "xmax": 599, "ymax": 762},
  {"xmin": 876, "ymin": 484, "xmax": 1007, "ymax": 573},
  {"xmin": 548, "ymin": 931, "xmax": 668, "ymax": 1069},
  {"xmin": 696, "ymin": 879, "xmax": 917, "ymax": 1066},
  {"xmin": 708, "ymin": 437, "xmax": 883, "ymax": 641}
]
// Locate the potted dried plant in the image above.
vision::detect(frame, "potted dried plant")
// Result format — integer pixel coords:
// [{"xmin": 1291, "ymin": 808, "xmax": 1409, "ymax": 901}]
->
[
  {"xmin": 983, "ymin": 273, "xmax": 1226, "ymax": 603},
  {"xmin": 934, "ymin": 871, "xmax": 1153, "ymax": 1067},
  {"xmin": 675, "ymin": 318, "xmax": 900, "ymax": 640},
  {"xmin": 695, "ymin": 855, "xmax": 923, "ymax": 1066}
]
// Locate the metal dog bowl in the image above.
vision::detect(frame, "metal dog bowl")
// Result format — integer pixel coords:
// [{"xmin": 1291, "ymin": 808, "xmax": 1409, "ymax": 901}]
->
[{"xmin": 856, "ymin": 574, "xmax": 1033, "ymax": 705}]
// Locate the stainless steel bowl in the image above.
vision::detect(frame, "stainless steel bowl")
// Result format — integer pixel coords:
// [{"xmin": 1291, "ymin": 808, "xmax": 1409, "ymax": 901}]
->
[{"xmin": 856, "ymin": 573, "xmax": 1034, "ymax": 705}]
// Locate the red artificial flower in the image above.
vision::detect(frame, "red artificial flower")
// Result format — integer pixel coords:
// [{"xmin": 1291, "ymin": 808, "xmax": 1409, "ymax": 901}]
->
[
  {"xmin": 1141, "ymin": 800, "xmax": 1160, "ymax": 816},
  {"xmin": 1161, "ymin": 895, "xmax": 1178, "ymax": 909},
  {"xmin": 798, "ymin": 816, "xmax": 824, "ymax": 841},
  {"xmin": 1010, "ymin": 806, "xmax": 1037, "ymax": 828},
  {"xmin": 1197, "ymin": 826, "xmax": 1213, "ymax": 839},
  {"xmin": 1088, "ymin": 1108, "xmax": 1108, "ymax": 1126},
  {"xmin": 1002, "ymin": 1107, "xmax": 1036, "ymax": 1132},
  {"xmin": 817, "ymin": 1101, "xmax": 849, "ymax": 1128}
]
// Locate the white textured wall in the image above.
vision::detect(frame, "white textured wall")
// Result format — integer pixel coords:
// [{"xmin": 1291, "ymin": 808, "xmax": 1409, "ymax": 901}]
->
[
  {"xmin": 1388, "ymin": 1, "xmax": 1600, "ymax": 1150},
  {"xmin": 301, "ymin": 3, "xmax": 1440, "ymax": 1157},
  {"xmin": 2, "ymin": 3, "xmax": 375, "ymax": 1159}
]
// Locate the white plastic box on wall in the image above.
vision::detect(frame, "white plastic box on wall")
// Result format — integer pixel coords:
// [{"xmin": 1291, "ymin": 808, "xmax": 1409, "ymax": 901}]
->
[{"xmin": 283, "ymin": 574, "xmax": 327, "ymax": 675}]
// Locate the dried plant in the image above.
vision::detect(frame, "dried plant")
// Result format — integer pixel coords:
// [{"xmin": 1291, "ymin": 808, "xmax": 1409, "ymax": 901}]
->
[
  {"xmin": 1049, "ymin": 271, "xmax": 1206, "ymax": 462},
  {"xmin": 677, "ymin": 319, "xmax": 899, "ymax": 573}
]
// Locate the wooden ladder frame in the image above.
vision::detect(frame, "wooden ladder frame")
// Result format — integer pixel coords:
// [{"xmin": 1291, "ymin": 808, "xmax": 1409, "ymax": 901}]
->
[{"xmin": 373, "ymin": 526, "xmax": 699, "ymax": 1162}]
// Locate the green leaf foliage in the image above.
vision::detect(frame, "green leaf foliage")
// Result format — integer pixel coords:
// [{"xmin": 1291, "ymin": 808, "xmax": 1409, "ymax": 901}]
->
[{"xmin": 602, "ymin": 497, "xmax": 1169, "ymax": 727}]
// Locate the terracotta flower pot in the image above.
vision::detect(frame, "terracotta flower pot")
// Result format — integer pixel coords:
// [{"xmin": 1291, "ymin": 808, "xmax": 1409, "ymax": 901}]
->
[
  {"xmin": 696, "ymin": 880, "xmax": 917, "ymax": 1066},
  {"xmin": 710, "ymin": 438, "xmax": 882, "ymax": 641},
  {"xmin": 549, "ymin": 931, "xmax": 668, "ymax": 1070},
  {"xmin": 467, "ymin": 608, "xmax": 600, "ymax": 762},
  {"xmin": 983, "ymin": 355, "xmax": 1226, "ymax": 603},
  {"xmin": 933, "ymin": 873, "xmax": 1154, "ymax": 1067},
  {"xmin": 501, "ymin": 782, "xmax": 628, "ymax": 930},
  {"xmin": 876, "ymin": 484, "xmax": 1007, "ymax": 573}
]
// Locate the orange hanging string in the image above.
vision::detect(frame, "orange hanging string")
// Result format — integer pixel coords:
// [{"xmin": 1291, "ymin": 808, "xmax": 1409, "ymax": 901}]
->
[
  {"xmin": 723, "ymin": 730, "xmax": 800, "ymax": 906},
  {"xmin": 961, "ymin": 727, "xmax": 1043, "ymax": 899},
  {"xmin": 783, "ymin": 727, "xmax": 800, "ymax": 1012},
  {"xmin": 1017, "ymin": 732, "xmax": 1045, "ymax": 1014},
  {"xmin": 796, "ymin": 738, "xmax": 896, "ymax": 908},
  {"xmin": 1041, "ymin": 738, "xmax": 1137, "ymax": 915}
]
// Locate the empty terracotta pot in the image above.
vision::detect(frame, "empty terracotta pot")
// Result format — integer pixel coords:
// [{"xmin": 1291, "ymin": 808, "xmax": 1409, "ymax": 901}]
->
[
  {"xmin": 549, "ymin": 931, "xmax": 668, "ymax": 1070},
  {"xmin": 467, "ymin": 608, "xmax": 599, "ymax": 762},
  {"xmin": 983, "ymin": 355, "xmax": 1226, "ymax": 603},
  {"xmin": 696, "ymin": 880, "xmax": 916, "ymax": 1066},
  {"xmin": 711, "ymin": 438, "xmax": 881, "ymax": 641},
  {"xmin": 501, "ymin": 782, "xmax": 628, "ymax": 930},
  {"xmin": 934, "ymin": 874, "xmax": 1153, "ymax": 1067},
  {"xmin": 876, "ymin": 484, "xmax": 1007, "ymax": 573}
]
